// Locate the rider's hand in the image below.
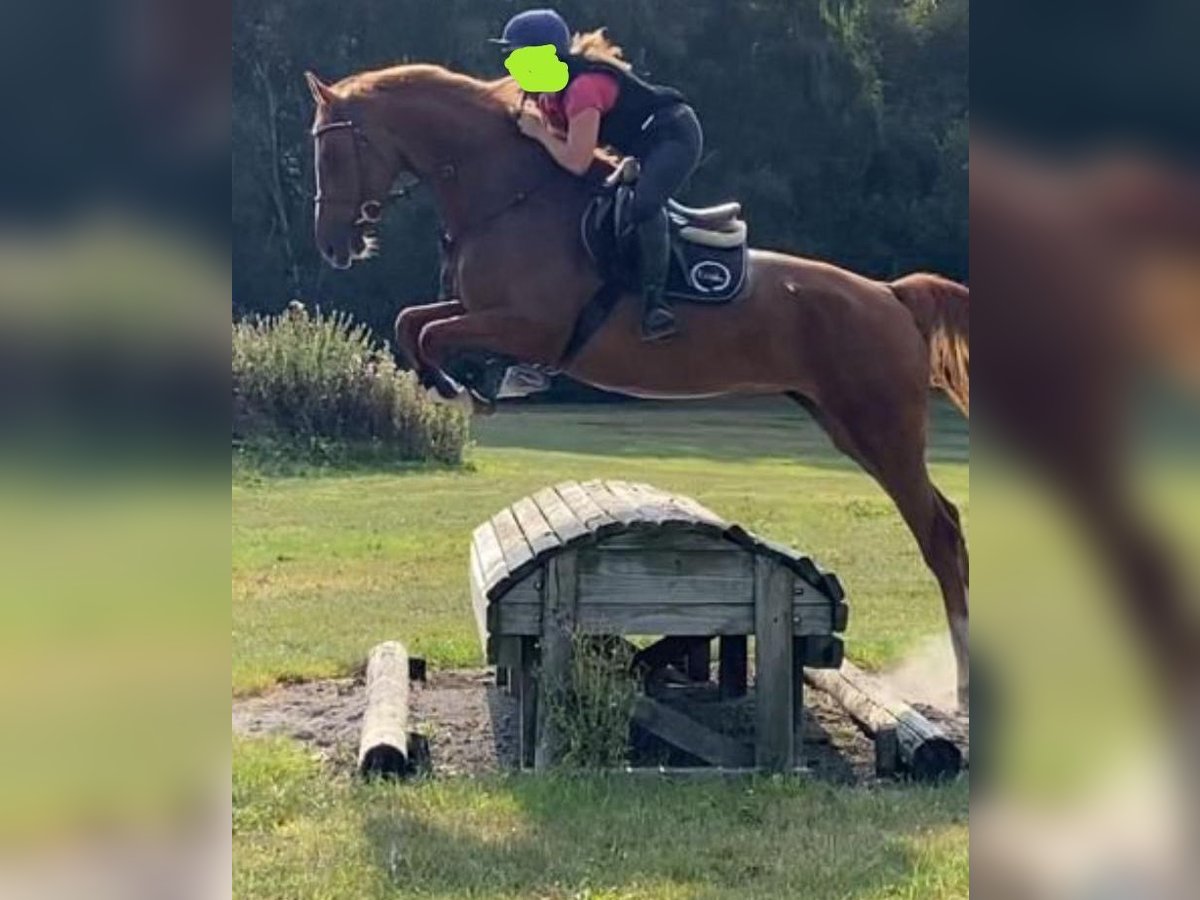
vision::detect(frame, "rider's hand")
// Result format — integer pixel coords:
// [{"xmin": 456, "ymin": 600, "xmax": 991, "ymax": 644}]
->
[{"xmin": 516, "ymin": 106, "xmax": 545, "ymax": 139}]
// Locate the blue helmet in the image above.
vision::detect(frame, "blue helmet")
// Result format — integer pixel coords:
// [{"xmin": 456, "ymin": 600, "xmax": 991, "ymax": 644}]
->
[{"xmin": 490, "ymin": 9, "xmax": 571, "ymax": 58}]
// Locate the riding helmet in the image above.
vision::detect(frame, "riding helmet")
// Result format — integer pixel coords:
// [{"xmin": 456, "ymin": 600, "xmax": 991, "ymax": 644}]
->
[{"xmin": 489, "ymin": 8, "xmax": 572, "ymax": 58}]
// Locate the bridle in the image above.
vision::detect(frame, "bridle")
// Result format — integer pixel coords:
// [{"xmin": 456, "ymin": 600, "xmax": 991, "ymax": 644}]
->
[
  {"xmin": 311, "ymin": 113, "xmax": 555, "ymax": 245},
  {"xmin": 311, "ymin": 119, "xmax": 416, "ymax": 223}
]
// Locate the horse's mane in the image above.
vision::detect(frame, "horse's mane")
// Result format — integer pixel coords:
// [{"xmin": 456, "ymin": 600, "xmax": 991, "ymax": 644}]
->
[{"xmin": 334, "ymin": 64, "xmax": 521, "ymax": 120}]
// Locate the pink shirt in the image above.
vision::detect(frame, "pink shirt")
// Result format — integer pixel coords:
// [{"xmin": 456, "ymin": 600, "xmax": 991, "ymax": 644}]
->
[{"xmin": 536, "ymin": 73, "xmax": 620, "ymax": 133}]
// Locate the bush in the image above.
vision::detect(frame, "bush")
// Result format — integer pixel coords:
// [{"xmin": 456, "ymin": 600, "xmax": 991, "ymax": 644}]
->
[{"xmin": 232, "ymin": 304, "xmax": 468, "ymax": 465}]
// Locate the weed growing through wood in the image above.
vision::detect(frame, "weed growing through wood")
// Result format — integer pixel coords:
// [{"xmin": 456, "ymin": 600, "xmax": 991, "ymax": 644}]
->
[{"xmin": 542, "ymin": 635, "xmax": 637, "ymax": 769}]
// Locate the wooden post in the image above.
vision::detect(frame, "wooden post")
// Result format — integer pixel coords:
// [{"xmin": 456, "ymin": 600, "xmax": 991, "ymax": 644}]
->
[
  {"xmin": 516, "ymin": 636, "xmax": 538, "ymax": 769},
  {"xmin": 792, "ymin": 637, "xmax": 806, "ymax": 769},
  {"xmin": 536, "ymin": 551, "xmax": 578, "ymax": 770},
  {"xmin": 358, "ymin": 641, "xmax": 413, "ymax": 777},
  {"xmin": 718, "ymin": 636, "xmax": 747, "ymax": 699},
  {"xmin": 684, "ymin": 638, "xmax": 712, "ymax": 682},
  {"xmin": 754, "ymin": 558, "xmax": 794, "ymax": 771}
]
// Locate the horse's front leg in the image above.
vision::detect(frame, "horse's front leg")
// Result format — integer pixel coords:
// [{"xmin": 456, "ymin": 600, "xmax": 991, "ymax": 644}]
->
[
  {"xmin": 394, "ymin": 300, "xmax": 465, "ymax": 398},
  {"xmin": 418, "ymin": 311, "xmax": 564, "ymax": 414}
]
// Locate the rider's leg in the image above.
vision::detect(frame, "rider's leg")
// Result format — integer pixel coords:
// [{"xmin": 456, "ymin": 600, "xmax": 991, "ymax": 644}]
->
[{"xmin": 630, "ymin": 111, "xmax": 704, "ymax": 342}]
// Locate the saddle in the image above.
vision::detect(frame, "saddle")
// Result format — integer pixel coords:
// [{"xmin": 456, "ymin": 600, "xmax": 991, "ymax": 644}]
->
[{"xmin": 581, "ymin": 157, "xmax": 749, "ymax": 303}]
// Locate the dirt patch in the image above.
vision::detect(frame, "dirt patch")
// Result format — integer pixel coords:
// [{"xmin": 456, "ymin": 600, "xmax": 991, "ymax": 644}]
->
[
  {"xmin": 231, "ymin": 667, "xmax": 929, "ymax": 783},
  {"xmin": 233, "ymin": 669, "xmax": 519, "ymax": 776}
]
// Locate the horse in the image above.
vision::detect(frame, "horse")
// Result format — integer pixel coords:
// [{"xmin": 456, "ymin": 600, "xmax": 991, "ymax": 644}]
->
[{"xmin": 304, "ymin": 64, "xmax": 972, "ymax": 710}]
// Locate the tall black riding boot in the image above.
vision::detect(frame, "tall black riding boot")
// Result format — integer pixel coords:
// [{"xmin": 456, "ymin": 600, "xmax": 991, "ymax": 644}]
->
[{"xmin": 636, "ymin": 210, "xmax": 677, "ymax": 341}]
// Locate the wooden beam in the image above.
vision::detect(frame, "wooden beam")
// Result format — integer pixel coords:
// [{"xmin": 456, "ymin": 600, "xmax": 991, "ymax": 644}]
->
[
  {"xmin": 754, "ymin": 557, "xmax": 795, "ymax": 771},
  {"xmin": 718, "ymin": 635, "xmax": 747, "ymax": 699},
  {"xmin": 804, "ymin": 661, "xmax": 962, "ymax": 782},
  {"xmin": 684, "ymin": 638, "xmax": 712, "ymax": 682},
  {"xmin": 358, "ymin": 641, "xmax": 413, "ymax": 778},
  {"xmin": 536, "ymin": 550, "xmax": 578, "ymax": 770},
  {"xmin": 631, "ymin": 696, "xmax": 753, "ymax": 767},
  {"xmin": 517, "ymin": 636, "xmax": 538, "ymax": 769}
]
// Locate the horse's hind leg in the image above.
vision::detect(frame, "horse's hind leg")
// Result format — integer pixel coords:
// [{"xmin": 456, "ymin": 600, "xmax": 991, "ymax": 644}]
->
[
  {"xmin": 394, "ymin": 300, "xmax": 465, "ymax": 397},
  {"xmin": 795, "ymin": 392, "xmax": 971, "ymax": 711}
]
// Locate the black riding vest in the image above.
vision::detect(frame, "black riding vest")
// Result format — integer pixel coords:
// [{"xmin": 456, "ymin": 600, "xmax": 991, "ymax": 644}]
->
[{"xmin": 562, "ymin": 55, "xmax": 685, "ymax": 151}]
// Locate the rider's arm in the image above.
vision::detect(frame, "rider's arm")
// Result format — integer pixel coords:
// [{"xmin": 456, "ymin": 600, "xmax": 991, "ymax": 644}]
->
[{"xmin": 524, "ymin": 108, "xmax": 601, "ymax": 176}]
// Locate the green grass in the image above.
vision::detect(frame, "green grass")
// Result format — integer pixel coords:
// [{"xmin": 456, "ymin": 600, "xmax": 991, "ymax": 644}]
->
[
  {"xmin": 234, "ymin": 738, "xmax": 968, "ymax": 900},
  {"xmin": 233, "ymin": 398, "xmax": 967, "ymax": 694},
  {"xmin": 233, "ymin": 397, "xmax": 969, "ymax": 899}
]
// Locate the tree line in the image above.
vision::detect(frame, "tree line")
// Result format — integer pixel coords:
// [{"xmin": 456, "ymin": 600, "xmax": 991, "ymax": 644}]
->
[{"xmin": 234, "ymin": 0, "xmax": 967, "ymax": 352}]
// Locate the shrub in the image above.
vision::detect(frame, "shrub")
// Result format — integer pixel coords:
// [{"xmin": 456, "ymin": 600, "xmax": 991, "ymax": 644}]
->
[
  {"xmin": 542, "ymin": 635, "xmax": 637, "ymax": 770},
  {"xmin": 232, "ymin": 304, "xmax": 468, "ymax": 465}
]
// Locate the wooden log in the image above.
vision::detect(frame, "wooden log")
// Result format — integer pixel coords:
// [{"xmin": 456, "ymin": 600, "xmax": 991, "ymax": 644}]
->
[
  {"xmin": 358, "ymin": 641, "xmax": 414, "ymax": 778},
  {"xmin": 631, "ymin": 696, "xmax": 753, "ymax": 767},
  {"xmin": 754, "ymin": 557, "xmax": 795, "ymax": 771},
  {"xmin": 718, "ymin": 635, "xmax": 747, "ymax": 699},
  {"xmin": 804, "ymin": 661, "xmax": 962, "ymax": 782}
]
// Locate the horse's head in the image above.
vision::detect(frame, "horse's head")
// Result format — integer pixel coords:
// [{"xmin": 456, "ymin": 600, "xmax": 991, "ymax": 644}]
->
[{"xmin": 305, "ymin": 71, "xmax": 399, "ymax": 269}]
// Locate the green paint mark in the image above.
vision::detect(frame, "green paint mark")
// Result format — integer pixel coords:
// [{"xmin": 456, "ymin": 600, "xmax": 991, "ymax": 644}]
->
[{"xmin": 504, "ymin": 44, "xmax": 569, "ymax": 93}]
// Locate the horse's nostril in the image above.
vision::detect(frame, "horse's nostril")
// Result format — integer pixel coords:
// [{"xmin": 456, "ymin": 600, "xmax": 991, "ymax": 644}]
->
[
  {"xmin": 324, "ymin": 244, "xmax": 336, "ymax": 259},
  {"xmin": 361, "ymin": 201, "xmax": 382, "ymax": 222}
]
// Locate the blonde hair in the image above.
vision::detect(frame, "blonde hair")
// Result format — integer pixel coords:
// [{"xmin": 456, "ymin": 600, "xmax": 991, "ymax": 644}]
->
[{"xmin": 570, "ymin": 28, "xmax": 632, "ymax": 70}]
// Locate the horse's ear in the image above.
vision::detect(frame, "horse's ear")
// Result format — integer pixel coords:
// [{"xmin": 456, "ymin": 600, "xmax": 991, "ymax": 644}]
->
[{"xmin": 305, "ymin": 71, "xmax": 336, "ymax": 107}]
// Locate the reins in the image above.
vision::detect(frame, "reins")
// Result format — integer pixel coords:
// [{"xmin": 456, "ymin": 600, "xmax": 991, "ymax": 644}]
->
[{"xmin": 311, "ymin": 116, "xmax": 554, "ymax": 242}]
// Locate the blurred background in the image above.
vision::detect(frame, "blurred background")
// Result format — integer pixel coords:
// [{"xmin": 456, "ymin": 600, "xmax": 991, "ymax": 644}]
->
[{"xmin": 972, "ymin": 0, "xmax": 1200, "ymax": 897}]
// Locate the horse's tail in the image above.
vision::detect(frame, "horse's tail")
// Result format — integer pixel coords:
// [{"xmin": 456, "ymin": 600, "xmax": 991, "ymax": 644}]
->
[{"xmin": 889, "ymin": 273, "xmax": 970, "ymax": 418}]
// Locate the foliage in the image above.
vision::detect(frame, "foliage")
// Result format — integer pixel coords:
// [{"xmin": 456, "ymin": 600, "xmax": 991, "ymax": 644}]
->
[
  {"xmin": 541, "ymin": 635, "xmax": 637, "ymax": 770},
  {"xmin": 232, "ymin": 304, "xmax": 468, "ymax": 465},
  {"xmin": 232, "ymin": 0, "xmax": 968, "ymax": 345}
]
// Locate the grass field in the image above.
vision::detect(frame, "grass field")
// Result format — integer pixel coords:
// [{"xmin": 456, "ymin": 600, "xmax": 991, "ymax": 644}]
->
[{"xmin": 233, "ymin": 398, "xmax": 969, "ymax": 899}]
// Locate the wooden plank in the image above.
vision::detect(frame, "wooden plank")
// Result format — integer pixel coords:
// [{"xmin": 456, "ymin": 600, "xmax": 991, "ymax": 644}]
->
[
  {"xmin": 582, "ymin": 480, "xmax": 641, "ymax": 527},
  {"xmin": 511, "ymin": 495, "xmax": 561, "ymax": 559},
  {"xmin": 607, "ymin": 480, "xmax": 676, "ymax": 526},
  {"xmin": 358, "ymin": 641, "xmax": 412, "ymax": 777},
  {"xmin": 471, "ymin": 521, "xmax": 509, "ymax": 592},
  {"xmin": 554, "ymin": 481, "xmax": 619, "ymax": 534},
  {"xmin": 578, "ymin": 547, "xmax": 752, "ymax": 581},
  {"xmin": 804, "ymin": 662, "xmax": 962, "ymax": 782},
  {"xmin": 517, "ymin": 636, "xmax": 538, "ymax": 769},
  {"xmin": 578, "ymin": 572, "xmax": 755, "ymax": 607},
  {"xmin": 491, "ymin": 602, "xmax": 544, "ymax": 636},
  {"xmin": 469, "ymin": 543, "xmax": 491, "ymax": 658},
  {"xmin": 532, "ymin": 485, "xmax": 589, "ymax": 545},
  {"xmin": 638, "ymin": 485, "xmax": 727, "ymax": 530},
  {"xmin": 754, "ymin": 556, "xmax": 795, "ymax": 771},
  {"xmin": 576, "ymin": 603, "xmax": 752, "ymax": 636},
  {"xmin": 491, "ymin": 507, "xmax": 535, "ymax": 577},
  {"xmin": 596, "ymin": 530, "xmax": 735, "ymax": 551},
  {"xmin": 631, "ymin": 696, "xmax": 753, "ymax": 767},
  {"xmin": 718, "ymin": 635, "xmax": 748, "ymax": 699},
  {"xmin": 792, "ymin": 601, "xmax": 834, "ymax": 635},
  {"xmin": 536, "ymin": 550, "xmax": 578, "ymax": 770},
  {"xmin": 792, "ymin": 637, "xmax": 806, "ymax": 769}
]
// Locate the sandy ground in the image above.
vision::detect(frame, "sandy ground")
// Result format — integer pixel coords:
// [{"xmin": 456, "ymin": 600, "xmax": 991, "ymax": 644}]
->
[{"xmin": 232, "ymin": 665, "xmax": 966, "ymax": 783}]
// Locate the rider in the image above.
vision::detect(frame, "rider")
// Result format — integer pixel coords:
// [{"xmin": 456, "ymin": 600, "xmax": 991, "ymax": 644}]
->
[{"xmin": 491, "ymin": 8, "xmax": 704, "ymax": 341}]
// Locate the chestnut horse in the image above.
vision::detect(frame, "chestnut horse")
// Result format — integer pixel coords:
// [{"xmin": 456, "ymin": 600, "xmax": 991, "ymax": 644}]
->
[{"xmin": 305, "ymin": 64, "xmax": 972, "ymax": 709}]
